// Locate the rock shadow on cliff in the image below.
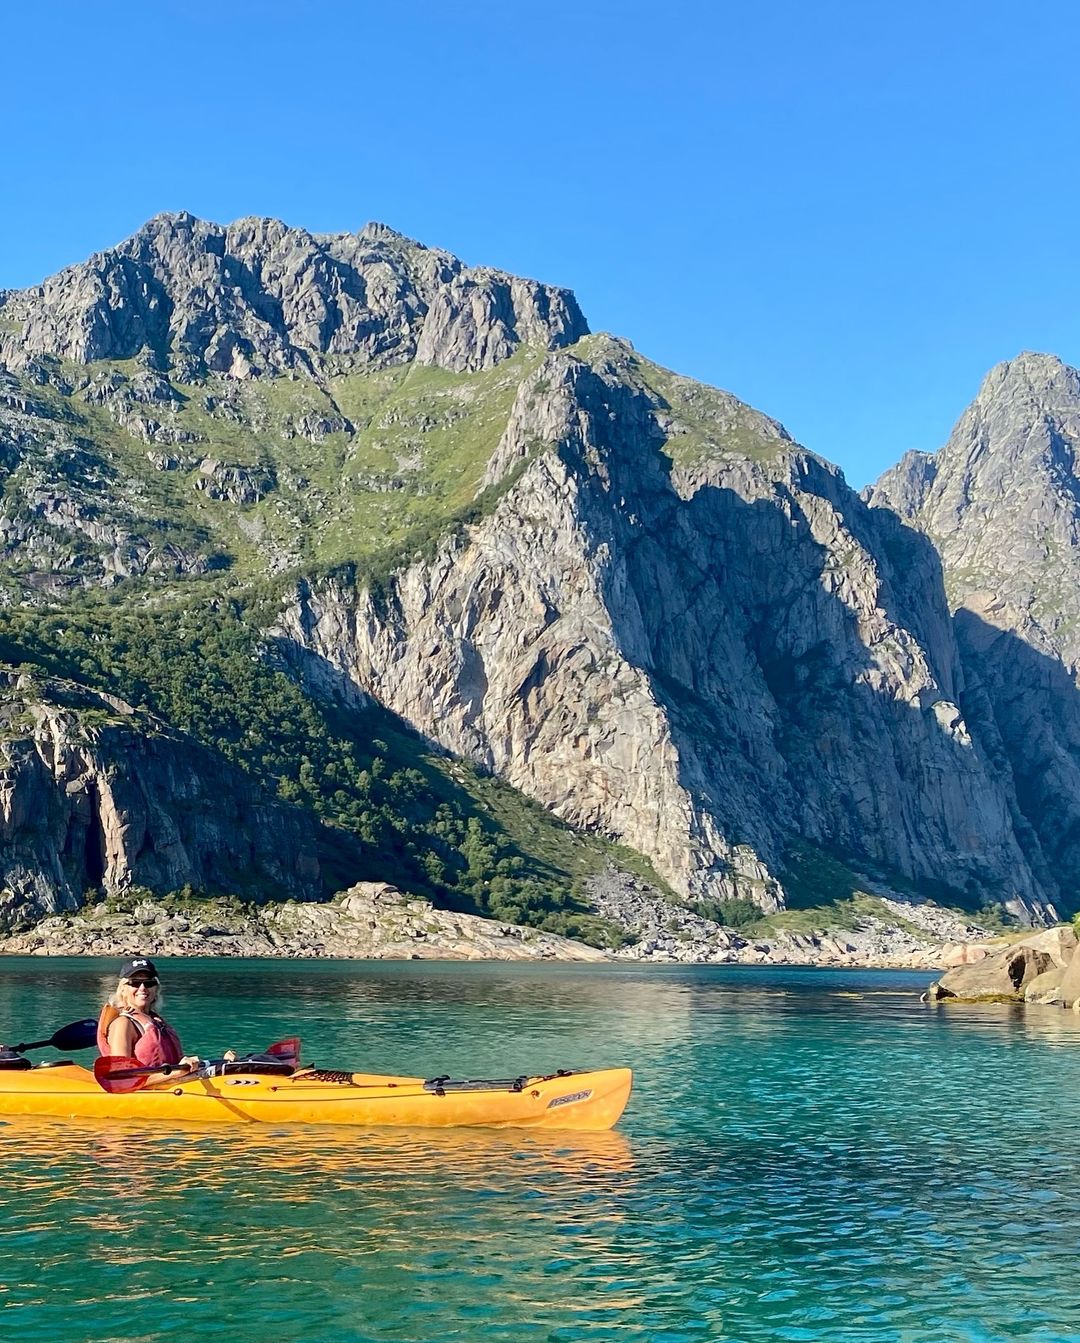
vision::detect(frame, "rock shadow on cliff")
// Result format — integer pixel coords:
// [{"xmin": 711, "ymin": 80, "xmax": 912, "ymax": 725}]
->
[{"xmin": 590, "ymin": 436, "xmax": 1049, "ymax": 915}]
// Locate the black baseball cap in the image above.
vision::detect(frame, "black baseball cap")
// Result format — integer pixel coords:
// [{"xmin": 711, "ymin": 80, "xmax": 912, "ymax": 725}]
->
[{"xmin": 119, "ymin": 957, "xmax": 159, "ymax": 981}]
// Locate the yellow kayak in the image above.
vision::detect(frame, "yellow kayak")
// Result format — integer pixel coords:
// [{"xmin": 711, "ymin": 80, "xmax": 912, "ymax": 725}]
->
[{"xmin": 0, "ymin": 1063, "xmax": 633, "ymax": 1130}]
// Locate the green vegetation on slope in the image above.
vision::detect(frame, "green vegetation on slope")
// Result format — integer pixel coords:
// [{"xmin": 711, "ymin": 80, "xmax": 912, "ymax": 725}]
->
[
  {"xmin": 0, "ymin": 591, "xmax": 643, "ymax": 945},
  {"xmin": 0, "ymin": 372, "xmax": 217, "ymax": 593},
  {"xmin": 3, "ymin": 341, "xmax": 804, "ymax": 605},
  {"xmin": 689, "ymin": 897, "xmax": 762, "ymax": 929},
  {"xmin": 80, "ymin": 352, "xmax": 534, "ymax": 575},
  {"xmin": 1, "ymin": 350, "xmax": 544, "ymax": 604},
  {"xmin": 759, "ymin": 838, "xmax": 1012, "ymax": 934},
  {"xmin": 628, "ymin": 355, "xmax": 792, "ymax": 468}
]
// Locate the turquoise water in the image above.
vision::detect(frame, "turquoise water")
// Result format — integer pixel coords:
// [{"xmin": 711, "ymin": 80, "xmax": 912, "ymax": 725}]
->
[{"xmin": 0, "ymin": 958, "xmax": 1078, "ymax": 1342}]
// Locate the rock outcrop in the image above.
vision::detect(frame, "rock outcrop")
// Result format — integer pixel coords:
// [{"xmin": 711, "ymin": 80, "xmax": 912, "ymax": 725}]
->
[
  {"xmin": 0, "ymin": 213, "xmax": 588, "ymax": 378},
  {"xmin": 925, "ymin": 924, "xmax": 1080, "ymax": 1006},
  {"xmin": 0, "ymin": 875, "xmax": 991, "ymax": 969},
  {"xmin": 0, "ymin": 881, "xmax": 607, "ymax": 962},
  {"xmin": 0, "ymin": 670, "xmax": 337, "ymax": 929},
  {"xmin": 587, "ymin": 868, "xmax": 990, "ymax": 966}
]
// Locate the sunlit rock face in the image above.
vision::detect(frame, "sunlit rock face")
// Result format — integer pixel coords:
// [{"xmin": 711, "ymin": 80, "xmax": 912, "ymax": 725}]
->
[{"xmin": 0, "ymin": 213, "xmax": 588, "ymax": 377}]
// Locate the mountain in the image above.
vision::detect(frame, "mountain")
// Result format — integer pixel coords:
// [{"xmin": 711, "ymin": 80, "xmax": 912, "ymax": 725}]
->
[
  {"xmin": 868, "ymin": 353, "xmax": 1080, "ymax": 664},
  {"xmin": 0, "ymin": 216, "xmax": 1073, "ymax": 933},
  {"xmin": 867, "ymin": 352, "xmax": 1080, "ymax": 919}
]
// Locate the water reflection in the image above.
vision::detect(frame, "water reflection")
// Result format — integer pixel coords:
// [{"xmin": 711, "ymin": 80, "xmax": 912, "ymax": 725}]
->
[
  {"xmin": 0, "ymin": 1111, "xmax": 644, "ymax": 1343},
  {"xmin": 927, "ymin": 997, "xmax": 1080, "ymax": 1046},
  {"xmin": 0, "ymin": 1116, "xmax": 634, "ymax": 1185}
]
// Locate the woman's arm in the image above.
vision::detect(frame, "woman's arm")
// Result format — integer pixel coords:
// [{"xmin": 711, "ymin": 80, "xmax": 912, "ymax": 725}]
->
[{"xmin": 106, "ymin": 1015, "xmax": 138, "ymax": 1057}]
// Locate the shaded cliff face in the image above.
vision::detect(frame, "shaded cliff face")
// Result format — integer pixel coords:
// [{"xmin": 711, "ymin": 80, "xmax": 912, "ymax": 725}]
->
[
  {"xmin": 279, "ymin": 338, "xmax": 1051, "ymax": 913},
  {"xmin": 0, "ymin": 671, "xmax": 334, "ymax": 930},
  {"xmin": 868, "ymin": 353, "xmax": 1080, "ymax": 911}
]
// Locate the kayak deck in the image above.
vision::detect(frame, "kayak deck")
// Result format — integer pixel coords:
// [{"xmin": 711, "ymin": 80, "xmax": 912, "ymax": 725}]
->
[{"xmin": 0, "ymin": 1064, "xmax": 632, "ymax": 1130}]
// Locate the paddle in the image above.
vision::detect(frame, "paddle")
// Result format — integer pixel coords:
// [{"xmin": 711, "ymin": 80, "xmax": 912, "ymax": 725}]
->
[
  {"xmin": 11, "ymin": 1018, "xmax": 98, "ymax": 1054},
  {"xmin": 94, "ymin": 1037, "xmax": 302, "ymax": 1094},
  {"xmin": 93, "ymin": 1055, "xmax": 193, "ymax": 1094}
]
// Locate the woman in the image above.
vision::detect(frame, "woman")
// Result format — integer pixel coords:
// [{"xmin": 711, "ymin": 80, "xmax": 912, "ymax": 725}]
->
[{"xmin": 96, "ymin": 957, "xmax": 198, "ymax": 1077}]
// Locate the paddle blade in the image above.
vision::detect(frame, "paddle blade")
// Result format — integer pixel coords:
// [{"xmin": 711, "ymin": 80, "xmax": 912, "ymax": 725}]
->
[
  {"xmin": 94, "ymin": 1055, "xmax": 151, "ymax": 1094},
  {"xmin": 51, "ymin": 1018, "xmax": 99, "ymax": 1053},
  {"xmin": 266, "ymin": 1037, "xmax": 301, "ymax": 1067},
  {"xmin": 11, "ymin": 1017, "xmax": 99, "ymax": 1053}
]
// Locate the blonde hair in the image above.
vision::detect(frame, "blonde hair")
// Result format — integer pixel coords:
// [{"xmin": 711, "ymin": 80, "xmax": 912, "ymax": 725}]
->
[{"xmin": 109, "ymin": 978, "xmax": 166, "ymax": 1012}]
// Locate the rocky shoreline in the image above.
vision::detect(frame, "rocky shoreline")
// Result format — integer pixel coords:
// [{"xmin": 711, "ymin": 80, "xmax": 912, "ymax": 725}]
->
[
  {"xmin": 0, "ymin": 875, "xmax": 1017, "ymax": 971},
  {"xmin": 587, "ymin": 871, "xmax": 993, "ymax": 968},
  {"xmin": 0, "ymin": 884, "xmax": 608, "ymax": 963}
]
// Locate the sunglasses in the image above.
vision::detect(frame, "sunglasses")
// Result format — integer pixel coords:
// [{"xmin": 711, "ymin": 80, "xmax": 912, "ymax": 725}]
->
[{"xmin": 127, "ymin": 979, "xmax": 159, "ymax": 989}]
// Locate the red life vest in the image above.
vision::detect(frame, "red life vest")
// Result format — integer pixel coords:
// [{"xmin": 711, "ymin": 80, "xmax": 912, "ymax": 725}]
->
[{"xmin": 96, "ymin": 1006, "xmax": 183, "ymax": 1067}]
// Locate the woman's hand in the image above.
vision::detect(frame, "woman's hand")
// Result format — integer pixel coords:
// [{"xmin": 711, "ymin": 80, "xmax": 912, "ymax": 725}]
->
[{"xmin": 178, "ymin": 1055, "xmax": 202, "ymax": 1071}]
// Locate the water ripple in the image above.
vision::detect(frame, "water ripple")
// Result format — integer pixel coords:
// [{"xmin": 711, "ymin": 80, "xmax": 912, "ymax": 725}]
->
[{"xmin": 1, "ymin": 960, "xmax": 1078, "ymax": 1341}]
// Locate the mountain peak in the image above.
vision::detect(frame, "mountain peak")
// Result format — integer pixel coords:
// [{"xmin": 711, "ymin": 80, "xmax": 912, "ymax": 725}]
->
[
  {"xmin": 141, "ymin": 208, "xmax": 200, "ymax": 229},
  {"xmin": 974, "ymin": 351, "xmax": 1079, "ymax": 410},
  {"xmin": 868, "ymin": 346, "xmax": 1080, "ymax": 661},
  {"xmin": 869, "ymin": 351, "xmax": 1080, "ymax": 522},
  {"xmin": 958, "ymin": 352, "xmax": 1080, "ymax": 477},
  {"xmin": 0, "ymin": 212, "xmax": 589, "ymax": 378},
  {"xmin": 353, "ymin": 220, "xmax": 413, "ymax": 245}
]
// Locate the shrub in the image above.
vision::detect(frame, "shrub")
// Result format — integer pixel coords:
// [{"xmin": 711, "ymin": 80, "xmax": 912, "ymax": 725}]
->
[{"xmin": 691, "ymin": 896, "xmax": 762, "ymax": 929}]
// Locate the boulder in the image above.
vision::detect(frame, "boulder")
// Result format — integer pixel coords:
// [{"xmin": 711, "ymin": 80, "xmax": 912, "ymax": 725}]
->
[
  {"xmin": 1059, "ymin": 942, "xmax": 1080, "ymax": 1010},
  {"xmin": 1014, "ymin": 924, "xmax": 1078, "ymax": 968},
  {"xmin": 1023, "ymin": 966, "xmax": 1066, "ymax": 1005},
  {"xmin": 929, "ymin": 943, "xmax": 1053, "ymax": 1001}
]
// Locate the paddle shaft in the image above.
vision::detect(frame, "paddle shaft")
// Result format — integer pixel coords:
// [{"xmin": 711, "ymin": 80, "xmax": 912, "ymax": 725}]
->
[
  {"xmin": 102, "ymin": 1062, "xmax": 192, "ymax": 1080},
  {"xmin": 94, "ymin": 1038, "xmax": 298, "ymax": 1091}
]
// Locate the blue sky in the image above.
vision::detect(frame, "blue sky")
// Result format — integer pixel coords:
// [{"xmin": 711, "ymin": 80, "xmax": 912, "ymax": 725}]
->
[{"xmin": 3, "ymin": 0, "xmax": 1078, "ymax": 486}]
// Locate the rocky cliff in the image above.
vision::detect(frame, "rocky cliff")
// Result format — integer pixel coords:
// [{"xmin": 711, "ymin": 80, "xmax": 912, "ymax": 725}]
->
[
  {"xmin": 0, "ymin": 216, "xmax": 1076, "ymax": 937},
  {"xmin": 0, "ymin": 669, "xmax": 335, "ymax": 929},
  {"xmin": 867, "ymin": 353, "xmax": 1080, "ymax": 915}
]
